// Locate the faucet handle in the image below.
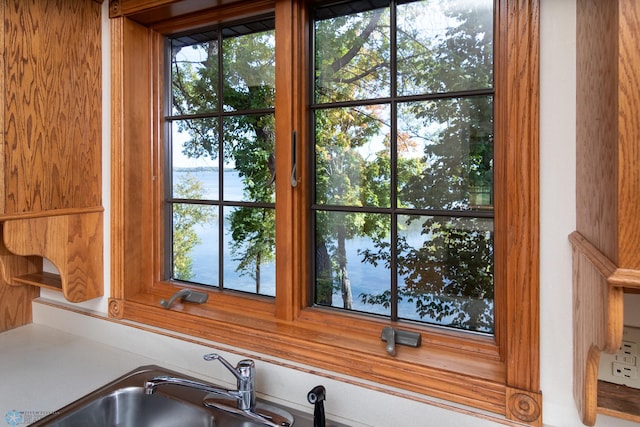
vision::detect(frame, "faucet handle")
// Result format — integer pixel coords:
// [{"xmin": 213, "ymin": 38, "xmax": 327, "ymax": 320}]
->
[
  {"xmin": 204, "ymin": 353, "xmax": 256, "ymax": 411},
  {"xmin": 203, "ymin": 353, "xmax": 255, "ymax": 383}
]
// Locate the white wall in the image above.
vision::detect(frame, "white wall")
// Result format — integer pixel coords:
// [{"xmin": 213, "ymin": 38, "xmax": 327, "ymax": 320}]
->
[{"xmin": 35, "ymin": 1, "xmax": 640, "ymax": 426}]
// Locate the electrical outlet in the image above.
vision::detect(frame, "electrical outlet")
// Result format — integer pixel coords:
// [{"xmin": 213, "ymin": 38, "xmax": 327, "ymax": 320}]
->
[
  {"xmin": 613, "ymin": 362, "xmax": 638, "ymax": 379},
  {"xmin": 599, "ymin": 326, "xmax": 640, "ymax": 389}
]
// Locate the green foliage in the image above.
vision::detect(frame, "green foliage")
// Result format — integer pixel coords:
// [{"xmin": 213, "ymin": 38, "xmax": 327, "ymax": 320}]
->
[
  {"xmin": 173, "ymin": 174, "xmax": 215, "ymax": 281},
  {"xmin": 170, "ymin": 1, "xmax": 496, "ymax": 331},
  {"xmin": 170, "ymin": 28, "xmax": 276, "ymax": 292},
  {"xmin": 314, "ymin": 0, "xmax": 495, "ymax": 332}
]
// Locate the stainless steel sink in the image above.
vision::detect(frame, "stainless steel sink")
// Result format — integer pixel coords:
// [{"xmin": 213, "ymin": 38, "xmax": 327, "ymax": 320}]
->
[
  {"xmin": 41, "ymin": 386, "xmax": 215, "ymax": 427},
  {"xmin": 29, "ymin": 365, "xmax": 347, "ymax": 427}
]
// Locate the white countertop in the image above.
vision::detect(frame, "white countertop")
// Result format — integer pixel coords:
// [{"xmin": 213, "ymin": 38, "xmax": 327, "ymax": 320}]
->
[{"xmin": 0, "ymin": 324, "xmax": 155, "ymax": 424}]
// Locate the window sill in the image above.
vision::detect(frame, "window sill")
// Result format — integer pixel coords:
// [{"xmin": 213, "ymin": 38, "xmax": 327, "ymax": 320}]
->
[{"xmin": 111, "ymin": 289, "xmax": 508, "ymax": 416}]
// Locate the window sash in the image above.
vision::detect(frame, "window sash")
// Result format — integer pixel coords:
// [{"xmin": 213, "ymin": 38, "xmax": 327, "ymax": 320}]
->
[{"xmin": 109, "ymin": 0, "xmax": 540, "ymax": 423}]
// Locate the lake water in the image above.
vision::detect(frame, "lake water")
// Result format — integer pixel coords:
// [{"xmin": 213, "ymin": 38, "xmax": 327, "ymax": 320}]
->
[{"xmin": 173, "ymin": 168, "xmax": 493, "ymax": 328}]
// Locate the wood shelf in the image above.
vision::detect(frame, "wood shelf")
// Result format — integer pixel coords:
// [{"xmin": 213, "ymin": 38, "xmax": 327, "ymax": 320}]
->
[
  {"xmin": 13, "ymin": 272, "xmax": 62, "ymax": 292},
  {"xmin": 598, "ymin": 380, "xmax": 640, "ymax": 423}
]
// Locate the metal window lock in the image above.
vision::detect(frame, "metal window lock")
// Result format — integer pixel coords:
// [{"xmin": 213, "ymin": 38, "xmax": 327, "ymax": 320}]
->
[
  {"xmin": 160, "ymin": 289, "xmax": 208, "ymax": 309},
  {"xmin": 381, "ymin": 326, "xmax": 422, "ymax": 356}
]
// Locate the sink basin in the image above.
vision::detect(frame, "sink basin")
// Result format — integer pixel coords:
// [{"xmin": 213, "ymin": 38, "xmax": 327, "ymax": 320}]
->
[
  {"xmin": 29, "ymin": 365, "xmax": 348, "ymax": 427},
  {"xmin": 42, "ymin": 387, "xmax": 215, "ymax": 427}
]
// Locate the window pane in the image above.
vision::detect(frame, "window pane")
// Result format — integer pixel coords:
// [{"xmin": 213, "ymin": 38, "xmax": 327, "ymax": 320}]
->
[
  {"xmin": 224, "ymin": 206, "xmax": 275, "ymax": 296},
  {"xmin": 315, "ymin": 105, "xmax": 391, "ymax": 207},
  {"xmin": 172, "ymin": 119, "xmax": 219, "ymax": 200},
  {"xmin": 168, "ymin": 18, "xmax": 276, "ymax": 297},
  {"xmin": 314, "ymin": 7, "xmax": 390, "ymax": 103},
  {"xmin": 396, "ymin": 214, "xmax": 494, "ymax": 333},
  {"xmin": 397, "ymin": 0, "xmax": 493, "ymax": 96},
  {"xmin": 172, "ymin": 204, "xmax": 218, "ymax": 286},
  {"xmin": 311, "ymin": 0, "xmax": 495, "ymax": 332},
  {"xmin": 222, "ymin": 114, "xmax": 275, "ymax": 203},
  {"xmin": 314, "ymin": 211, "xmax": 391, "ymax": 316},
  {"xmin": 397, "ymin": 96, "xmax": 494, "ymax": 210},
  {"xmin": 223, "ymin": 30, "xmax": 275, "ymax": 111},
  {"xmin": 171, "ymin": 39, "xmax": 219, "ymax": 116}
]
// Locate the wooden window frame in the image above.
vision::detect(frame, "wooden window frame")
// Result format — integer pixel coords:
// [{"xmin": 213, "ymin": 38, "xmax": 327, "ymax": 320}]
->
[{"xmin": 108, "ymin": 0, "xmax": 540, "ymax": 425}]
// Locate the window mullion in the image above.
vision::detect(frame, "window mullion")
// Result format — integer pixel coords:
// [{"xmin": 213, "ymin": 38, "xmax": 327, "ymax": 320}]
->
[{"xmin": 273, "ymin": 0, "xmax": 302, "ymax": 321}]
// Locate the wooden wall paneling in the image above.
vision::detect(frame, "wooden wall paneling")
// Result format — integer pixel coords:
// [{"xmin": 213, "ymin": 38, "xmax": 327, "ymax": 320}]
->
[
  {"xmin": 574, "ymin": 0, "xmax": 640, "ymax": 424},
  {"xmin": 4, "ymin": 0, "xmax": 102, "ymax": 215},
  {"xmin": 0, "ymin": 281, "xmax": 39, "ymax": 331},
  {"xmin": 617, "ymin": 0, "xmax": 640, "ymax": 269},
  {"xmin": 575, "ymin": 0, "xmax": 619, "ymax": 263},
  {"xmin": 0, "ymin": 0, "xmax": 104, "ymax": 330}
]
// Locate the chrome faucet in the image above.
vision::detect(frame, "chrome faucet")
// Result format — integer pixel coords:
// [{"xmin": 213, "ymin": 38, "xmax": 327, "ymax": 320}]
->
[
  {"xmin": 203, "ymin": 353, "xmax": 256, "ymax": 411},
  {"xmin": 143, "ymin": 354, "xmax": 293, "ymax": 427},
  {"xmin": 144, "ymin": 353, "xmax": 255, "ymax": 411}
]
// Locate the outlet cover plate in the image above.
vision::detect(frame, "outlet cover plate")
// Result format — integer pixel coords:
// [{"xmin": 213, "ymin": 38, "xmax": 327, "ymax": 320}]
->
[{"xmin": 599, "ymin": 326, "xmax": 640, "ymax": 389}]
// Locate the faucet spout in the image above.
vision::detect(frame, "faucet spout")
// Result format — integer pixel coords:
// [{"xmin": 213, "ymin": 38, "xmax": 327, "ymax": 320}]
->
[{"xmin": 143, "ymin": 375, "xmax": 239, "ymax": 400}]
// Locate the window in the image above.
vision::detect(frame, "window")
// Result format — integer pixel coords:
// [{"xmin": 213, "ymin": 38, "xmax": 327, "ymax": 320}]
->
[
  {"xmin": 310, "ymin": 1, "xmax": 494, "ymax": 333},
  {"xmin": 110, "ymin": 0, "xmax": 540, "ymax": 424},
  {"xmin": 167, "ymin": 19, "xmax": 277, "ymax": 296}
]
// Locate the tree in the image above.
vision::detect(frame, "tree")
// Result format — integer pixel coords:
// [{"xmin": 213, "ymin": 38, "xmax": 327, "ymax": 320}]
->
[
  {"xmin": 314, "ymin": 0, "xmax": 495, "ymax": 332},
  {"xmin": 362, "ymin": 1, "xmax": 495, "ymax": 332},
  {"xmin": 173, "ymin": 173, "xmax": 216, "ymax": 280},
  {"xmin": 314, "ymin": 7, "xmax": 391, "ymax": 309},
  {"xmin": 170, "ymin": 28, "xmax": 276, "ymax": 294}
]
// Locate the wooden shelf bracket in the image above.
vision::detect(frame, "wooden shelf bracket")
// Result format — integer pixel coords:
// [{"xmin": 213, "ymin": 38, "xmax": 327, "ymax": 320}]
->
[{"xmin": 1, "ymin": 211, "xmax": 104, "ymax": 303}]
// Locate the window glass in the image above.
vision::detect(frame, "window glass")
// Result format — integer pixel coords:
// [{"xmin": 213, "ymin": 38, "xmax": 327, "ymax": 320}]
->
[
  {"xmin": 312, "ymin": 0, "xmax": 494, "ymax": 333},
  {"xmin": 314, "ymin": 5, "xmax": 391, "ymax": 103},
  {"xmin": 314, "ymin": 105, "xmax": 391, "ymax": 208},
  {"xmin": 396, "ymin": 96, "xmax": 494, "ymax": 210},
  {"xmin": 396, "ymin": 0, "xmax": 493, "ymax": 95},
  {"xmin": 171, "ymin": 37, "xmax": 219, "ymax": 116},
  {"xmin": 167, "ymin": 19, "xmax": 276, "ymax": 296}
]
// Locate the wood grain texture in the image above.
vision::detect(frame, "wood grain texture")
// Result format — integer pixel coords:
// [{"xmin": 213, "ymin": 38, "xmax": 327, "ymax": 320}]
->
[
  {"xmin": 3, "ymin": 0, "xmax": 102, "ymax": 215},
  {"xmin": 0, "ymin": 223, "xmax": 40, "ymax": 331},
  {"xmin": 0, "ymin": 280, "xmax": 38, "ymax": 331},
  {"xmin": 571, "ymin": 231, "xmax": 624, "ymax": 426},
  {"xmin": 496, "ymin": 2, "xmax": 541, "ymax": 424},
  {"xmin": 4, "ymin": 212, "xmax": 103, "ymax": 302},
  {"xmin": 598, "ymin": 380, "xmax": 640, "ymax": 422},
  {"xmin": 0, "ymin": 0, "xmax": 103, "ymax": 329},
  {"xmin": 617, "ymin": 1, "xmax": 640, "ymax": 268},
  {"xmin": 13, "ymin": 271, "xmax": 62, "ymax": 291},
  {"xmin": 274, "ymin": 0, "xmax": 295, "ymax": 322},
  {"xmin": 110, "ymin": 17, "xmax": 155, "ymax": 300},
  {"xmin": 574, "ymin": 0, "xmax": 640, "ymax": 423},
  {"xmin": 576, "ymin": 0, "xmax": 619, "ymax": 264},
  {"xmin": 109, "ymin": 0, "xmax": 259, "ymax": 23}
]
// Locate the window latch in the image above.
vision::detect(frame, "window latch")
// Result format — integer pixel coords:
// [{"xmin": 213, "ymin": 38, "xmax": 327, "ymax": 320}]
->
[
  {"xmin": 160, "ymin": 289, "xmax": 208, "ymax": 309},
  {"xmin": 381, "ymin": 326, "xmax": 422, "ymax": 356},
  {"xmin": 290, "ymin": 130, "xmax": 297, "ymax": 187}
]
